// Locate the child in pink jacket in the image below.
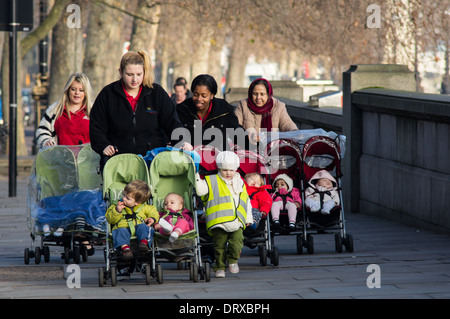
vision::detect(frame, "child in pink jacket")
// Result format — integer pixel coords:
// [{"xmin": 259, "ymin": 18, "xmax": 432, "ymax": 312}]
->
[
  {"xmin": 271, "ymin": 174, "xmax": 301, "ymax": 229},
  {"xmin": 154, "ymin": 193, "xmax": 194, "ymax": 242}
]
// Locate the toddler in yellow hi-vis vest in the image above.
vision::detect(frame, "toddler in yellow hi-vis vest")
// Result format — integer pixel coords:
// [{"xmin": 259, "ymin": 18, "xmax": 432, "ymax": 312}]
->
[{"xmin": 195, "ymin": 151, "xmax": 253, "ymax": 278}]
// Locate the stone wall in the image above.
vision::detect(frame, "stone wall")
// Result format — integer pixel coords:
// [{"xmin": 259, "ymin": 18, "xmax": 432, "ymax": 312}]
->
[
  {"xmin": 353, "ymin": 89, "xmax": 450, "ymax": 232},
  {"xmin": 342, "ymin": 64, "xmax": 450, "ymax": 233}
]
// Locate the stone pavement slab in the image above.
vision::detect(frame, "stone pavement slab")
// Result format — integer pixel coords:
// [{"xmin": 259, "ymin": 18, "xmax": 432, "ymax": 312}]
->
[{"xmin": 1, "ymin": 175, "xmax": 450, "ymax": 303}]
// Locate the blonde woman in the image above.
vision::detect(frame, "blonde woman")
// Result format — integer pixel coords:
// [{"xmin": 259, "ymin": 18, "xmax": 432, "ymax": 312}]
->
[
  {"xmin": 89, "ymin": 50, "xmax": 192, "ymax": 171},
  {"xmin": 36, "ymin": 72, "xmax": 93, "ymax": 148}
]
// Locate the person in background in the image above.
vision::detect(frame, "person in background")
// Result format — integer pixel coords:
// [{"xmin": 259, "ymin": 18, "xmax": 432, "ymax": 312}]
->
[
  {"xmin": 173, "ymin": 77, "xmax": 192, "ymax": 99},
  {"xmin": 171, "ymin": 80, "xmax": 189, "ymax": 105}
]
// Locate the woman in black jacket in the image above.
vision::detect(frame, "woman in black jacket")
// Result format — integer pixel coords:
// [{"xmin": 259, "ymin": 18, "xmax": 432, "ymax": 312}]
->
[
  {"xmin": 176, "ymin": 74, "xmax": 248, "ymax": 151},
  {"xmin": 89, "ymin": 50, "xmax": 192, "ymax": 169}
]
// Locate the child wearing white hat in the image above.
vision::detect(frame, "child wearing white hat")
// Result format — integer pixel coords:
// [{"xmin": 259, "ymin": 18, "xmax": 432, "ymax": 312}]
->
[
  {"xmin": 195, "ymin": 151, "xmax": 253, "ymax": 278},
  {"xmin": 271, "ymin": 174, "xmax": 302, "ymax": 229}
]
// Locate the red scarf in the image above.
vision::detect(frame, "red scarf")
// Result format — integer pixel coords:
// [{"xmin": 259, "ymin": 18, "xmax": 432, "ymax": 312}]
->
[{"xmin": 246, "ymin": 78, "xmax": 274, "ymax": 131}]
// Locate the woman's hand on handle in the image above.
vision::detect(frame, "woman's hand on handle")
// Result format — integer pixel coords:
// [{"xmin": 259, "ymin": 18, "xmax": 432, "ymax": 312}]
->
[{"xmin": 103, "ymin": 145, "xmax": 117, "ymax": 156}]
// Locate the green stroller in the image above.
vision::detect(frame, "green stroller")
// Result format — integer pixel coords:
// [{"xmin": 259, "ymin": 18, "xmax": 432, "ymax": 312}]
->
[
  {"xmin": 149, "ymin": 148, "xmax": 211, "ymax": 282},
  {"xmin": 98, "ymin": 153, "xmax": 162, "ymax": 287},
  {"xmin": 24, "ymin": 144, "xmax": 105, "ymax": 264}
]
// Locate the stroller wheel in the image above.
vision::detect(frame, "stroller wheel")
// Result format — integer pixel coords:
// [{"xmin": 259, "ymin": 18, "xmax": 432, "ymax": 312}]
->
[
  {"xmin": 34, "ymin": 247, "xmax": 41, "ymax": 264},
  {"xmin": 306, "ymin": 234, "xmax": 314, "ymax": 254},
  {"xmin": 81, "ymin": 246, "xmax": 88, "ymax": 262},
  {"xmin": 270, "ymin": 246, "xmax": 279, "ymax": 266},
  {"xmin": 191, "ymin": 263, "xmax": 199, "ymax": 282},
  {"xmin": 156, "ymin": 264, "xmax": 163, "ymax": 284},
  {"xmin": 98, "ymin": 267, "xmax": 105, "ymax": 287},
  {"xmin": 144, "ymin": 264, "xmax": 151, "ymax": 285},
  {"xmin": 335, "ymin": 233, "xmax": 343, "ymax": 253},
  {"xmin": 296, "ymin": 235, "xmax": 304, "ymax": 255},
  {"xmin": 344, "ymin": 234, "xmax": 354, "ymax": 252},
  {"xmin": 110, "ymin": 266, "xmax": 117, "ymax": 286},
  {"xmin": 258, "ymin": 245, "xmax": 267, "ymax": 266},
  {"xmin": 24, "ymin": 248, "xmax": 30, "ymax": 264},
  {"xmin": 73, "ymin": 246, "xmax": 81, "ymax": 264},
  {"xmin": 64, "ymin": 247, "xmax": 71, "ymax": 264},
  {"xmin": 204, "ymin": 262, "xmax": 211, "ymax": 282},
  {"xmin": 43, "ymin": 246, "xmax": 50, "ymax": 262}
]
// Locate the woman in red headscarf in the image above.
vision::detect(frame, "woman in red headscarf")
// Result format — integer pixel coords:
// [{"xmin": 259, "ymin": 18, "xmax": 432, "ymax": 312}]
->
[{"xmin": 235, "ymin": 78, "xmax": 298, "ymax": 144}]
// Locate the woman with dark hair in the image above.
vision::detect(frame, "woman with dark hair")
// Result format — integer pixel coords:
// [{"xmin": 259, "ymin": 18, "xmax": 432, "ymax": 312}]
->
[
  {"xmin": 176, "ymin": 74, "xmax": 246, "ymax": 150},
  {"xmin": 235, "ymin": 78, "xmax": 298, "ymax": 144}
]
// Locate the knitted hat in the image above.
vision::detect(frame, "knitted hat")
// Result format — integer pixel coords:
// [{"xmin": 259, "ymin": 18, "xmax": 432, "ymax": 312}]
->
[
  {"xmin": 216, "ymin": 151, "xmax": 240, "ymax": 171},
  {"xmin": 272, "ymin": 173, "xmax": 293, "ymax": 192}
]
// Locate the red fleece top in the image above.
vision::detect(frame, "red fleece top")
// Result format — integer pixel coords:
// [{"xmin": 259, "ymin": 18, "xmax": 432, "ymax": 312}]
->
[{"xmin": 54, "ymin": 106, "xmax": 90, "ymax": 145}]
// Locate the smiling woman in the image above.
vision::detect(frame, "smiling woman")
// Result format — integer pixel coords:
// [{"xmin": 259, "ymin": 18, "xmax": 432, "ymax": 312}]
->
[
  {"xmin": 35, "ymin": 73, "xmax": 93, "ymax": 149},
  {"xmin": 176, "ymin": 74, "xmax": 248, "ymax": 151}
]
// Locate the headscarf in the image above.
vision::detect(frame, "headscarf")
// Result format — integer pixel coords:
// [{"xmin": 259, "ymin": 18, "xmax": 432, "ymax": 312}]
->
[{"xmin": 247, "ymin": 78, "xmax": 274, "ymax": 131}]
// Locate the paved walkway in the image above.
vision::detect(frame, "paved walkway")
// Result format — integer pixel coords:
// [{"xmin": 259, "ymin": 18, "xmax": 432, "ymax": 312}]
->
[{"xmin": 1, "ymin": 175, "xmax": 450, "ymax": 302}]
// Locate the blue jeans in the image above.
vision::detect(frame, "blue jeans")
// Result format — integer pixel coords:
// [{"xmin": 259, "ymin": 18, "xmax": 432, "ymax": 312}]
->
[{"xmin": 112, "ymin": 223, "xmax": 154, "ymax": 249}]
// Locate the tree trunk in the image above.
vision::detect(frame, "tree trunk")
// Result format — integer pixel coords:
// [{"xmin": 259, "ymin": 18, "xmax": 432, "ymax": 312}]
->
[
  {"xmin": 1, "ymin": 0, "xmax": 68, "ymax": 156},
  {"xmin": 208, "ymin": 38, "xmax": 225, "ymax": 98},
  {"xmin": 48, "ymin": 0, "xmax": 84, "ymax": 105},
  {"xmin": 129, "ymin": 0, "xmax": 160, "ymax": 54},
  {"xmin": 191, "ymin": 27, "xmax": 212, "ymax": 80},
  {"xmin": 83, "ymin": 0, "xmax": 128, "ymax": 96},
  {"xmin": 226, "ymin": 33, "xmax": 248, "ymax": 89}
]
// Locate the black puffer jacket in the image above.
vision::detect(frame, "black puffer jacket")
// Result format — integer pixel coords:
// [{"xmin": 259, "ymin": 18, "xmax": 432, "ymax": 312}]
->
[
  {"xmin": 176, "ymin": 97, "xmax": 248, "ymax": 150},
  {"xmin": 90, "ymin": 80, "xmax": 183, "ymax": 159}
]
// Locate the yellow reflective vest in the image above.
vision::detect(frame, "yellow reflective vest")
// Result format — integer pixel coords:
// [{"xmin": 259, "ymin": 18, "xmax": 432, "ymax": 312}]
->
[{"xmin": 201, "ymin": 174, "xmax": 249, "ymax": 233}]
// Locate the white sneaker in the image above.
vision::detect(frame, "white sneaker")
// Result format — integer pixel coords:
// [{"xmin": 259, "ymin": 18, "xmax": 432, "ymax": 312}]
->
[
  {"xmin": 228, "ymin": 263, "xmax": 239, "ymax": 274},
  {"xmin": 158, "ymin": 218, "xmax": 173, "ymax": 234},
  {"xmin": 43, "ymin": 224, "xmax": 50, "ymax": 236},
  {"xmin": 169, "ymin": 231, "xmax": 179, "ymax": 243},
  {"xmin": 53, "ymin": 228, "xmax": 64, "ymax": 237},
  {"xmin": 215, "ymin": 270, "xmax": 225, "ymax": 278}
]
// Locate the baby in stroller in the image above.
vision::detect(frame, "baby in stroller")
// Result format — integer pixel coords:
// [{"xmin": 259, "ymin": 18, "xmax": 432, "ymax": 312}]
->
[
  {"xmin": 155, "ymin": 193, "xmax": 194, "ymax": 243},
  {"xmin": 304, "ymin": 170, "xmax": 340, "ymax": 215},
  {"xmin": 243, "ymin": 173, "xmax": 272, "ymax": 229},
  {"xmin": 105, "ymin": 180, "xmax": 159, "ymax": 260},
  {"xmin": 271, "ymin": 174, "xmax": 302, "ymax": 229}
]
